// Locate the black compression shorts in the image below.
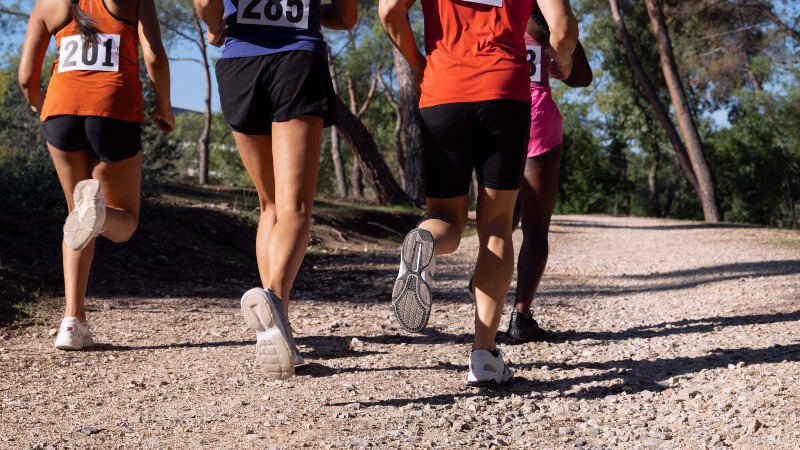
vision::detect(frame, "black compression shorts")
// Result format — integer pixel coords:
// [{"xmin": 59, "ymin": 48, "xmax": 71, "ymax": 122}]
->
[
  {"xmin": 216, "ymin": 50, "xmax": 337, "ymax": 135},
  {"xmin": 43, "ymin": 115, "xmax": 142, "ymax": 163},
  {"xmin": 419, "ymin": 100, "xmax": 531, "ymax": 199}
]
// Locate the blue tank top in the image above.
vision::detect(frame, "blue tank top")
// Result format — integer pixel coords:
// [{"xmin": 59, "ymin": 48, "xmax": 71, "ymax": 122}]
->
[{"xmin": 221, "ymin": 0, "xmax": 326, "ymax": 59}]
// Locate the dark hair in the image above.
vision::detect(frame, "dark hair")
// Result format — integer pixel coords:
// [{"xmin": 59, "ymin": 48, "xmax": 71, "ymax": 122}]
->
[
  {"xmin": 70, "ymin": 0, "xmax": 100, "ymax": 44},
  {"xmin": 532, "ymin": 6, "xmax": 551, "ymax": 42}
]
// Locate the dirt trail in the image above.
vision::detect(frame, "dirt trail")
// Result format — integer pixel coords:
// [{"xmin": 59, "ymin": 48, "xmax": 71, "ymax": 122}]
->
[{"xmin": 2, "ymin": 215, "xmax": 800, "ymax": 449}]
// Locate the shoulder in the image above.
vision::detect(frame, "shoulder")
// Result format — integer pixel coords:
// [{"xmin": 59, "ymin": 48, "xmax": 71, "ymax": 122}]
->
[{"xmin": 35, "ymin": 0, "xmax": 71, "ymax": 33}]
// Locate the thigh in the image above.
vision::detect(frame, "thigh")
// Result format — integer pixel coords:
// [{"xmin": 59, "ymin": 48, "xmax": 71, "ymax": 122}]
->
[
  {"xmin": 233, "ymin": 132, "xmax": 275, "ymax": 209},
  {"xmin": 84, "ymin": 117, "xmax": 142, "ymax": 163},
  {"xmin": 91, "ymin": 152, "xmax": 143, "ymax": 220},
  {"xmin": 476, "ymin": 186, "xmax": 519, "ymax": 231},
  {"xmin": 419, "ymin": 104, "xmax": 476, "ymax": 199},
  {"xmin": 48, "ymin": 144, "xmax": 94, "ymax": 211},
  {"xmin": 520, "ymin": 147, "xmax": 562, "ymax": 233},
  {"xmin": 475, "ymin": 100, "xmax": 530, "ymax": 191},
  {"xmin": 270, "ymin": 116, "xmax": 324, "ymax": 216}
]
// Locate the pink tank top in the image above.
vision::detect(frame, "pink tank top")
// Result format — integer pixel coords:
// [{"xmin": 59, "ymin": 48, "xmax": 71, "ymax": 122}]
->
[{"xmin": 524, "ymin": 33, "xmax": 550, "ymax": 89}]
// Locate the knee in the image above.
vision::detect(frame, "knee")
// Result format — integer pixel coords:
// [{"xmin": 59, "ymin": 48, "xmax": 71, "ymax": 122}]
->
[
  {"xmin": 277, "ymin": 209, "xmax": 311, "ymax": 232},
  {"xmin": 477, "ymin": 216, "xmax": 513, "ymax": 241},
  {"xmin": 105, "ymin": 225, "xmax": 138, "ymax": 243}
]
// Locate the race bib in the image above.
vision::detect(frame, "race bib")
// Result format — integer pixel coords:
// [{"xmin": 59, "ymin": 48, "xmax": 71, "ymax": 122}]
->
[
  {"xmin": 526, "ymin": 44, "xmax": 542, "ymax": 83},
  {"xmin": 58, "ymin": 34, "xmax": 121, "ymax": 73},
  {"xmin": 238, "ymin": 0, "xmax": 310, "ymax": 29},
  {"xmin": 458, "ymin": 0, "xmax": 503, "ymax": 6}
]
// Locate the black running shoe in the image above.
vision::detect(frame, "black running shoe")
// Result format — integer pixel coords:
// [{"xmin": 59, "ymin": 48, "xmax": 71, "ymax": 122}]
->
[{"xmin": 506, "ymin": 310, "xmax": 547, "ymax": 343}]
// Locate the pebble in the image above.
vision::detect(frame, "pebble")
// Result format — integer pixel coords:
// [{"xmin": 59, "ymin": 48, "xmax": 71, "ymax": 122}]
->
[
  {"xmin": 78, "ymin": 427, "xmax": 101, "ymax": 435},
  {"xmin": 747, "ymin": 418, "xmax": 763, "ymax": 433}
]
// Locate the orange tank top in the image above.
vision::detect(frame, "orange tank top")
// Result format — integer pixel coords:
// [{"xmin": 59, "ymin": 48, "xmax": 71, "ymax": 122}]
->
[
  {"xmin": 41, "ymin": 0, "xmax": 143, "ymax": 122},
  {"xmin": 419, "ymin": 0, "xmax": 536, "ymax": 108}
]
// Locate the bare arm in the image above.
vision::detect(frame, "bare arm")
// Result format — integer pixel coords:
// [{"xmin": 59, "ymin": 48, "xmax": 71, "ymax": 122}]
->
[
  {"xmin": 321, "ymin": 0, "xmax": 357, "ymax": 30},
  {"xmin": 537, "ymin": 0, "xmax": 579, "ymax": 78},
  {"xmin": 195, "ymin": 0, "xmax": 226, "ymax": 47},
  {"xmin": 18, "ymin": 1, "xmax": 51, "ymax": 114},
  {"xmin": 138, "ymin": 0, "xmax": 173, "ymax": 132},
  {"xmin": 378, "ymin": 0, "xmax": 425, "ymax": 92}
]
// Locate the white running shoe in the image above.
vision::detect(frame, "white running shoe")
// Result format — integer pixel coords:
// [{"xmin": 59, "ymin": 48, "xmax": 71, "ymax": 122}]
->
[
  {"xmin": 63, "ymin": 179, "xmax": 106, "ymax": 251},
  {"xmin": 54, "ymin": 317, "xmax": 95, "ymax": 351},
  {"xmin": 467, "ymin": 348, "xmax": 513, "ymax": 387},
  {"xmin": 392, "ymin": 228, "xmax": 436, "ymax": 332},
  {"xmin": 240, "ymin": 288, "xmax": 295, "ymax": 379}
]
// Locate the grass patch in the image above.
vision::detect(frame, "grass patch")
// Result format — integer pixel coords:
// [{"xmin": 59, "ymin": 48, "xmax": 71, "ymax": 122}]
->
[{"xmin": 768, "ymin": 238, "xmax": 800, "ymax": 248}]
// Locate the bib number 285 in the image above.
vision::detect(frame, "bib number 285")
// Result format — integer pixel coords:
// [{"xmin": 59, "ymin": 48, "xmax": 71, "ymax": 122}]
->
[
  {"xmin": 58, "ymin": 34, "xmax": 121, "ymax": 73},
  {"xmin": 238, "ymin": 0, "xmax": 310, "ymax": 29},
  {"xmin": 526, "ymin": 45, "xmax": 542, "ymax": 83}
]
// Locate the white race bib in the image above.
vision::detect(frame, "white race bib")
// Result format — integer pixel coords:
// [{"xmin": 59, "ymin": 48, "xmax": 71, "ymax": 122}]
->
[
  {"xmin": 526, "ymin": 44, "xmax": 542, "ymax": 82},
  {"xmin": 238, "ymin": 0, "xmax": 310, "ymax": 29},
  {"xmin": 459, "ymin": 0, "xmax": 503, "ymax": 6},
  {"xmin": 58, "ymin": 34, "xmax": 121, "ymax": 73}
]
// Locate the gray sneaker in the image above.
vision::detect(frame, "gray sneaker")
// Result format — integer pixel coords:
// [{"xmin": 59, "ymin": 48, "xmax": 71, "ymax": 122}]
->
[
  {"xmin": 392, "ymin": 228, "xmax": 436, "ymax": 332},
  {"xmin": 241, "ymin": 288, "xmax": 294, "ymax": 379}
]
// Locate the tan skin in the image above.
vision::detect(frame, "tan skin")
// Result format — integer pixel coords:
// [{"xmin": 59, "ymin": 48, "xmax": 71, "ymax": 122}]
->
[
  {"xmin": 194, "ymin": 0, "xmax": 357, "ymax": 313},
  {"xmin": 18, "ymin": 0, "xmax": 173, "ymax": 321},
  {"xmin": 379, "ymin": 0, "xmax": 579, "ymax": 351}
]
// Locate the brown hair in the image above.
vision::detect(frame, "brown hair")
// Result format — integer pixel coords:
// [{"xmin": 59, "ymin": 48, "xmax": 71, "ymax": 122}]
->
[{"xmin": 69, "ymin": 0, "xmax": 100, "ymax": 44}]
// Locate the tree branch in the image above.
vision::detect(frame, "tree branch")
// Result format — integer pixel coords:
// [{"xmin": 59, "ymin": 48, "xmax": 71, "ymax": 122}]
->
[
  {"xmin": 356, "ymin": 69, "xmax": 380, "ymax": 119},
  {"xmin": 0, "ymin": 7, "xmax": 29, "ymax": 18}
]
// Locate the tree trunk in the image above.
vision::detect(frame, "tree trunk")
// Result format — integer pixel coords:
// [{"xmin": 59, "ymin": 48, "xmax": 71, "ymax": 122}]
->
[
  {"xmin": 378, "ymin": 74, "xmax": 405, "ymax": 185},
  {"xmin": 330, "ymin": 127, "xmax": 347, "ymax": 197},
  {"xmin": 351, "ymin": 163, "xmax": 364, "ymax": 198},
  {"xmin": 193, "ymin": 12, "xmax": 211, "ymax": 185},
  {"xmin": 648, "ymin": 141, "xmax": 663, "ymax": 218},
  {"xmin": 607, "ymin": 0, "xmax": 699, "ymax": 193},
  {"xmin": 393, "ymin": 48, "xmax": 425, "ymax": 205},
  {"xmin": 326, "ymin": 52, "xmax": 348, "ymax": 197},
  {"xmin": 334, "ymin": 96, "xmax": 409, "ymax": 205},
  {"xmin": 645, "ymin": 0, "xmax": 723, "ymax": 222}
]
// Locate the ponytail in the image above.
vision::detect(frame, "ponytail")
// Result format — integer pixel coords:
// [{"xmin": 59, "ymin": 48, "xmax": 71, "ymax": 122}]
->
[
  {"xmin": 70, "ymin": 0, "xmax": 100, "ymax": 44},
  {"xmin": 532, "ymin": 5, "xmax": 551, "ymax": 42}
]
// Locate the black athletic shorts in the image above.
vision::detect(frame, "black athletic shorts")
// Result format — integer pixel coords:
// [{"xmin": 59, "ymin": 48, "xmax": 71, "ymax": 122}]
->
[
  {"xmin": 42, "ymin": 115, "xmax": 142, "ymax": 163},
  {"xmin": 419, "ymin": 100, "xmax": 531, "ymax": 199},
  {"xmin": 216, "ymin": 50, "xmax": 337, "ymax": 135}
]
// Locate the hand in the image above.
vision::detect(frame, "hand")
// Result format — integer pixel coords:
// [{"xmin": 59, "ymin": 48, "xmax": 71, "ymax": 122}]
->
[
  {"xmin": 547, "ymin": 48, "xmax": 571, "ymax": 81},
  {"xmin": 549, "ymin": 59, "xmax": 567, "ymax": 81},
  {"xmin": 207, "ymin": 20, "xmax": 226, "ymax": 48},
  {"xmin": 152, "ymin": 108, "xmax": 175, "ymax": 133}
]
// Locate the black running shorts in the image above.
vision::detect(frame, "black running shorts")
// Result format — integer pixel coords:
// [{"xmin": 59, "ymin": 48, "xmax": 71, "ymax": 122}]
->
[
  {"xmin": 419, "ymin": 100, "xmax": 531, "ymax": 199},
  {"xmin": 42, "ymin": 115, "xmax": 142, "ymax": 163},
  {"xmin": 216, "ymin": 50, "xmax": 337, "ymax": 135}
]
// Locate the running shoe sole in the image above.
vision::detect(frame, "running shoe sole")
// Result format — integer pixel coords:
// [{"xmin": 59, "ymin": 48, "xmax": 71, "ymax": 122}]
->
[
  {"xmin": 392, "ymin": 228, "xmax": 434, "ymax": 333},
  {"xmin": 241, "ymin": 288, "xmax": 295, "ymax": 379},
  {"xmin": 63, "ymin": 179, "xmax": 102, "ymax": 251}
]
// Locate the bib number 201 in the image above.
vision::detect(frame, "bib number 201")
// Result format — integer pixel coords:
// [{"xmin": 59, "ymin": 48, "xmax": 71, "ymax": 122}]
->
[
  {"xmin": 58, "ymin": 34, "xmax": 121, "ymax": 73},
  {"xmin": 526, "ymin": 45, "xmax": 542, "ymax": 83},
  {"xmin": 239, "ymin": 0, "xmax": 310, "ymax": 29}
]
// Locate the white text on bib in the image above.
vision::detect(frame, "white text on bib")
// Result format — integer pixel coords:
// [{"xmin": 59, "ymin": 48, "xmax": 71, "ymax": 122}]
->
[
  {"xmin": 526, "ymin": 44, "xmax": 542, "ymax": 83},
  {"xmin": 58, "ymin": 34, "xmax": 121, "ymax": 73},
  {"xmin": 238, "ymin": 0, "xmax": 310, "ymax": 29}
]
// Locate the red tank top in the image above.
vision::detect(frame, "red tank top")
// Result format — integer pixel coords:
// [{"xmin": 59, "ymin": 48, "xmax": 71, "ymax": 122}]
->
[
  {"xmin": 41, "ymin": 0, "xmax": 143, "ymax": 122},
  {"xmin": 524, "ymin": 33, "xmax": 550, "ymax": 89},
  {"xmin": 419, "ymin": 0, "xmax": 537, "ymax": 108}
]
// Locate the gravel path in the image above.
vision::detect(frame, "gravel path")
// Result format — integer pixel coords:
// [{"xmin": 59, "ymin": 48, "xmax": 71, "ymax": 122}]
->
[{"xmin": 2, "ymin": 215, "xmax": 799, "ymax": 449}]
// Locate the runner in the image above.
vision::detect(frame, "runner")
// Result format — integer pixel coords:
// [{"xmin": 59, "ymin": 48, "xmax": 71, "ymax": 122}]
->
[
  {"xmin": 195, "ymin": 0, "xmax": 357, "ymax": 379},
  {"xmin": 18, "ymin": 0, "xmax": 173, "ymax": 350},
  {"xmin": 379, "ymin": 0, "xmax": 579, "ymax": 386},
  {"xmin": 508, "ymin": 7, "xmax": 592, "ymax": 343}
]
